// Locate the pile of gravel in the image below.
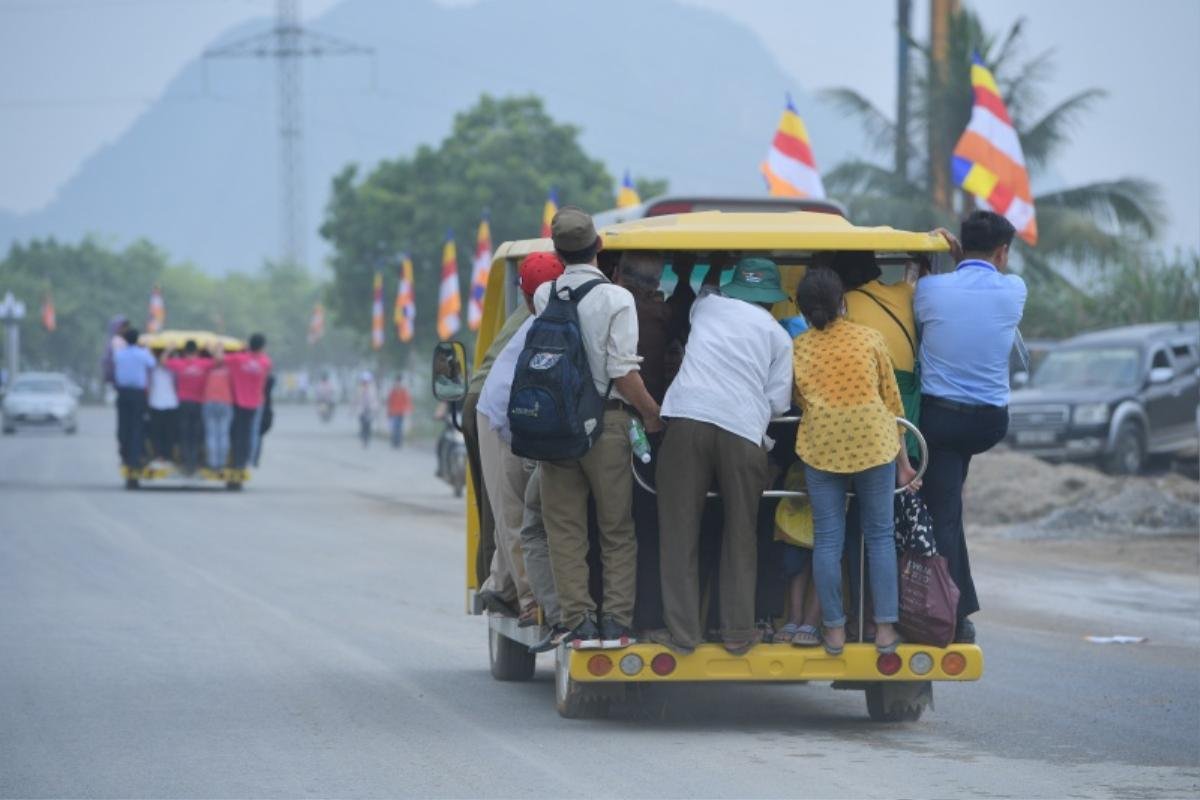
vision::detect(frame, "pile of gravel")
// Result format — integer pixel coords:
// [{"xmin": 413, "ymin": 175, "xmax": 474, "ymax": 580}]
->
[{"xmin": 963, "ymin": 450, "xmax": 1198, "ymax": 539}]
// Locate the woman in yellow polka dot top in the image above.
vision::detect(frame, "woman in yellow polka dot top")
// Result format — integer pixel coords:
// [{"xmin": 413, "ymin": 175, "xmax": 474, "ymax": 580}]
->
[{"xmin": 792, "ymin": 266, "xmax": 920, "ymax": 656}]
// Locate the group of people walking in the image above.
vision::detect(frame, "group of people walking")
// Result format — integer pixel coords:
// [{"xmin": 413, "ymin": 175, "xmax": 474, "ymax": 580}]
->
[
  {"xmin": 462, "ymin": 207, "xmax": 1026, "ymax": 654},
  {"xmin": 106, "ymin": 323, "xmax": 274, "ymax": 473}
]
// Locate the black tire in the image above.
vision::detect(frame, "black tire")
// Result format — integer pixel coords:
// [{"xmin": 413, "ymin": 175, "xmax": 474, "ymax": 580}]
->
[
  {"xmin": 65, "ymin": 424, "xmax": 78, "ymax": 435},
  {"xmin": 866, "ymin": 682, "xmax": 929, "ymax": 722},
  {"xmin": 489, "ymin": 623, "xmax": 535, "ymax": 682},
  {"xmin": 554, "ymin": 646, "xmax": 610, "ymax": 719},
  {"xmin": 1103, "ymin": 421, "xmax": 1145, "ymax": 475},
  {"xmin": 2, "ymin": 426, "xmax": 14, "ymax": 435},
  {"xmin": 124, "ymin": 477, "xmax": 139, "ymax": 490},
  {"xmin": 226, "ymin": 481, "xmax": 243, "ymax": 491}
]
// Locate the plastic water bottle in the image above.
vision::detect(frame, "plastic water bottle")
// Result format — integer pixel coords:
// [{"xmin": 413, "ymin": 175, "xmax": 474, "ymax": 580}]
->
[{"xmin": 629, "ymin": 418, "xmax": 652, "ymax": 464}]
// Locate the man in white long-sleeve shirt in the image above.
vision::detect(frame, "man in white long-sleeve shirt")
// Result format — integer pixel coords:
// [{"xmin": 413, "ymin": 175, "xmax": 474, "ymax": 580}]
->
[{"xmin": 653, "ymin": 258, "xmax": 794, "ymax": 655}]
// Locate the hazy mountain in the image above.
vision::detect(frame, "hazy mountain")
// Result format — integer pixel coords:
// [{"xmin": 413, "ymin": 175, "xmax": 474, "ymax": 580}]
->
[{"xmin": 0, "ymin": 0, "xmax": 863, "ymax": 273}]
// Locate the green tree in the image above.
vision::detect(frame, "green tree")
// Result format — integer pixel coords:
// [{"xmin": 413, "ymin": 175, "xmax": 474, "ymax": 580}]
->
[
  {"xmin": 822, "ymin": 7, "xmax": 1165, "ymax": 283},
  {"xmin": 633, "ymin": 176, "xmax": 670, "ymax": 201},
  {"xmin": 0, "ymin": 238, "xmax": 353, "ymax": 394},
  {"xmin": 319, "ymin": 94, "xmax": 614, "ymax": 362}
]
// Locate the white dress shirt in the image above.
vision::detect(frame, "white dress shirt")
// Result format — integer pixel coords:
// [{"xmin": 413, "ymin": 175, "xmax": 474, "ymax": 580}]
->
[
  {"xmin": 533, "ymin": 263, "xmax": 641, "ymax": 404},
  {"xmin": 478, "ymin": 316, "xmax": 535, "ymax": 444},
  {"xmin": 661, "ymin": 291, "xmax": 793, "ymax": 445}
]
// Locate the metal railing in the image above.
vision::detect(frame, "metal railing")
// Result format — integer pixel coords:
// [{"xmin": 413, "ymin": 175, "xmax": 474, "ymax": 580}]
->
[{"xmin": 632, "ymin": 417, "xmax": 928, "ymax": 498}]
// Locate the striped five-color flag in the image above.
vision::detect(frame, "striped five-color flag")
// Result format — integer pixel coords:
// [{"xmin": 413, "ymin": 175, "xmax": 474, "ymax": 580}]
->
[
  {"xmin": 395, "ymin": 254, "xmax": 415, "ymax": 343},
  {"xmin": 617, "ymin": 169, "xmax": 640, "ymax": 208},
  {"xmin": 468, "ymin": 215, "xmax": 491, "ymax": 332},
  {"xmin": 760, "ymin": 94, "xmax": 826, "ymax": 199},
  {"xmin": 437, "ymin": 232, "xmax": 462, "ymax": 341},
  {"xmin": 370, "ymin": 271, "xmax": 384, "ymax": 350},
  {"xmin": 541, "ymin": 188, "xmax": 557, "ymax": 238},
  {"xmin": 951, "ymin": 53, "xmax": 1038, "ymax": 245}
]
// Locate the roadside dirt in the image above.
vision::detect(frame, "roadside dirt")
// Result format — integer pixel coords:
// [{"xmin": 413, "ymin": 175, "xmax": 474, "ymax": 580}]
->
[{"xmin": 964, "ymin": 450, "xmax": 1198, "ymax": 544}]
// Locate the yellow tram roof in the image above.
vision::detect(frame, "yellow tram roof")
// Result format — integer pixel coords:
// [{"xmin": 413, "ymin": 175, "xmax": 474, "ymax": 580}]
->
[
  {"xmin": 492, "ymin": 211, "xmax": 951, "ymax": 260},
  {"xmin": 138, "ymin": 329, "xmax": 246, "ymax": 352}
]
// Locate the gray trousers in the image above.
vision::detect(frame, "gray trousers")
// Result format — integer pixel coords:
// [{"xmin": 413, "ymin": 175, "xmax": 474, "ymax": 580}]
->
[{"xmin": 519, "ymin": 466, "xmax": 561, "ymax": 625}]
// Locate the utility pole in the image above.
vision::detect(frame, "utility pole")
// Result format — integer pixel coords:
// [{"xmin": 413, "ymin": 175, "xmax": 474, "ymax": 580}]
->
[
  {"xmin": 928, "ymin": 0, "xmax": 959, "ymax": 212},
  {"xmin": 895, "ymin": 0, "xmax": 912, "ymax": 182},
  {"xmin": 0, "ymin": 291, "xmax": 26, "ymax": 381},
  {"xmin": 205, "ymin": 0, "xmax": 372, "ymax": 269}
]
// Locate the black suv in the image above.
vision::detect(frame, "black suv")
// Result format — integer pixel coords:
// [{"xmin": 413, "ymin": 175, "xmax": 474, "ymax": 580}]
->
[{"xmin": 1006, "ymin": 322, "xmax": 1199, "ymax": 474}]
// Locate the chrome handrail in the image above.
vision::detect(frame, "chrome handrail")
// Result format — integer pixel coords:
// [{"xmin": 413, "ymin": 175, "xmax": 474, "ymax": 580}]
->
[{"xmin": 631, "ymin": 417, "xmax": 928, "ymax": 498}]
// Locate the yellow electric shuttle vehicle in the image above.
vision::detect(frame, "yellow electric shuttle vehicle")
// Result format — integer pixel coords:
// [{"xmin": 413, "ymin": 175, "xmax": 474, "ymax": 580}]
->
[
  {"xmin": 120, "ymin": 329, "xmax": 250, "ymax": 491},
  {"xmin": 433, "ymin": 211, "xmax": 983, "ymax": 720}
]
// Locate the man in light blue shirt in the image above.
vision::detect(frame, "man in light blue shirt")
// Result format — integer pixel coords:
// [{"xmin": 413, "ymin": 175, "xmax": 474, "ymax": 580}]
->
[
  {"xmin": 914, "ymin": 211, "xmax": 1027, "ymax": 643},
  {"xmin": 113, "ymin": 327, "xmax": 155, "ymax": 469}
]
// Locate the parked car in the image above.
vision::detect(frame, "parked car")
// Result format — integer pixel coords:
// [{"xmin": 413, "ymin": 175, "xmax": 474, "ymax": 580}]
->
[
  {"xmin": 1, "ymin": 371, "xmax": 80, "ymax": 434},
  {"xmin": 1006, "ymin": 322, "xmax": 1200, "ymax": 474}
]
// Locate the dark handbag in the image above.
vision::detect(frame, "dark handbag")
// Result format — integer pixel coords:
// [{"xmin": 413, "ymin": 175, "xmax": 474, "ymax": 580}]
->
[
  {"xmin": 897, "ymin": 552, "xmax": 960, "ymax": 647},
  {"xmin": 894, "ymin": 490, "xmax": 936, "ymax": 557}
]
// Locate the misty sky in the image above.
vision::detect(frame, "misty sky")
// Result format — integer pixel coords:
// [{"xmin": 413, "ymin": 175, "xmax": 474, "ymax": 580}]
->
[{"xmin": 1, "ymin": 0, "xmax": 1197, "ymax": 251}]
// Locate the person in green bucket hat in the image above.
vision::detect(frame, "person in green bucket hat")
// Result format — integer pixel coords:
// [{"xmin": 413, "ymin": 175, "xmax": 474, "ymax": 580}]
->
[
  {"xmin": 720, "ymin": 257, "xmax": 789, "ymax": 305},
  {"xmin": 651, "ymin": 255, "xmax": 795, "ymax": 657}
]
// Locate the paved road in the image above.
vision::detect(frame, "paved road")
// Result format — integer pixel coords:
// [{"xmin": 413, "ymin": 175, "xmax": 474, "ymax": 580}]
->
[{"xmin": 2, "ymin": 407, "xmax": 1198, "ymax": 798}]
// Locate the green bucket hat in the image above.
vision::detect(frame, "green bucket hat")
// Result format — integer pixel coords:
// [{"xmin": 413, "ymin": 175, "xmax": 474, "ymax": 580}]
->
[{"xmin": 722, "ymin": 257, "xmax": 787, "ymax": 304}]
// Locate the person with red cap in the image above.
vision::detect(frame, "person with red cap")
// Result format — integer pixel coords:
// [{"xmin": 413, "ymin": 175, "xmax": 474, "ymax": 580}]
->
[{"xmin": 474, "ymin": 252, "xmax": 565, "ymax": 624}]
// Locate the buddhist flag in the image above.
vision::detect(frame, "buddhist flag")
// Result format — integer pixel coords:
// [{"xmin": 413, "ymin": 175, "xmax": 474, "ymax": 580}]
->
[
  {"xmin": 370, "ymin": 271, "xmax": 384, "ymax": 350},
  {"xmin": 41, "ymin": 291, "xmax": 56, "ymax": 332},
  {"xmin": 147, "ymin": 285, "xmax": 165, "ymax": 333},
  {"xmin": 437, "ymin": 232, "xmax": 462, "ymax": 341},
  {"xmin": 541, "ymin": 188, "xmax": 557, "ymax": 238},
  {"xmin": 617, "ymin": 169, "xmax": 640, "ymax": 208},
  {"xmin": 307, "ymin": 302, "xmax": 325, "ymax": 344},
  {"xmin": 760, "ymin": 94, "xmax": 825, "ymax": 198},
  {"xmin": 395, "ymin": 254, "xmax": 415, "ymax": 343},
  {"xmin": 952, "ymin": 53, "xmax": 1038, "ymax": 245},
  {"xmin": 468, "ymin": 215, "xmax": 491, "ymax": 331}
]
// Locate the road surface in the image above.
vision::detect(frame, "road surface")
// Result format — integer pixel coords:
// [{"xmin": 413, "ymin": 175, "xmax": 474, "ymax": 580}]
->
[{"xmin": 2, "ymin": 407, "xmax": 1197, "ymax": 798}]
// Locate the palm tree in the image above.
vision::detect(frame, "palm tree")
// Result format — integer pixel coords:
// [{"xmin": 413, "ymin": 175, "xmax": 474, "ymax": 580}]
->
[{"xmin": 822, "ymin": 7, "xmax": 1164, "ymax": 284}]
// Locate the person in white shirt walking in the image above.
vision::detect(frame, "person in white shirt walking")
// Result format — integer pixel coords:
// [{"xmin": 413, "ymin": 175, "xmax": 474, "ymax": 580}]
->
[
  {"xmin": 652, "ymin": 258, "xmax": 794, "ymax": 655},
  {"xmin": 476, "ymin": 252, "xmax": 565, "ymax": 626}
]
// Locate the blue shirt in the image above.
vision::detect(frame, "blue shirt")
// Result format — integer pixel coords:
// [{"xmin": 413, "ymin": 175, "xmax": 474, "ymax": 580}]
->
[
  {"xmin": 113, "ymin": 345, "xmax": 155, "ymax": 389},
  {"xmin": 914, "ymin": 260, "xmax": 1027, "ymax": 406}
]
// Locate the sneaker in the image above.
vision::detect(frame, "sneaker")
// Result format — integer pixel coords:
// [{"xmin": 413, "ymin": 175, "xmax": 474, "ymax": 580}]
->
[
  {"xmin": 600, "ymin": 614, "xmax": 637, "ymax": 649},
  {"xmin": 529, "ymin": 624, "xmax": 569, "ymax": 654},
  {"xmin": 565, "ymin": 612, "xmax": 603, "ymax": 650}
]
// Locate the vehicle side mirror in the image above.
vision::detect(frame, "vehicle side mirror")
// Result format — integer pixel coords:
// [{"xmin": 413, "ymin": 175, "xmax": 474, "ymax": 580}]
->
[
  {"xmin": 1148, "ymin": 366, "xmax": 1174, "ymax": 385},
  {"xmin": 431, "ymin": 341, "xmax": 469, "ymax": 402},
  {"xmin": 1012, "ymin": 371, "xmax": 1029, "ymax": 389}
]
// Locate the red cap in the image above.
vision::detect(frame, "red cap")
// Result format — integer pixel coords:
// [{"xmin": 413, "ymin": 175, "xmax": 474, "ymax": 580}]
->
[{"xmin": 519, "ymin": 251, "xmax": 565, "ymax": 298}]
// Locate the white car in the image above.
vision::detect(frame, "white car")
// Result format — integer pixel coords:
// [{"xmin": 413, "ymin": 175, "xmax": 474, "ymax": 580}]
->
[{"xmin": 2, "ymin": 372, "xmax": 80, "ymax": 434}]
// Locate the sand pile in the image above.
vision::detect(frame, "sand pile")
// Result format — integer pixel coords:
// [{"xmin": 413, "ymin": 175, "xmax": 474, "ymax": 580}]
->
[{"xmin": 963, "ymin": 450, "xmax": 1198, "ymax": 539}]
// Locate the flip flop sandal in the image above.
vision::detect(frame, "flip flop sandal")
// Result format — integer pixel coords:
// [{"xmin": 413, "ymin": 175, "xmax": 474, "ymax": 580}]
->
[
  {"xmin": 775, "ymin": 623, "xmax": 801, "ymax": 643},
  {"xmin": 792, "ymin": 624, "xmax": 821, "ymax": 647},
  {"xmin": 875, "ymin": 634, "xmax": 902, "ymax": 654},
  {"xmin": 517, "ymin": 603, "xmax": 540, "ymax": 628},
  {"xmin": 821, "ymin": 629, "xmax": 845, "ymax": 656},
  {"xmin": 722, "ymin": 631, "xmax": 762, "ymax": 656}
]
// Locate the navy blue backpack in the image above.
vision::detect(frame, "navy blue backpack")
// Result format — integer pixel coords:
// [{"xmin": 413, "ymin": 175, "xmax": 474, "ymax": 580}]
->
[{"xmin": 508, "ymin": 278, "xmax": 610, "ymax": 461}]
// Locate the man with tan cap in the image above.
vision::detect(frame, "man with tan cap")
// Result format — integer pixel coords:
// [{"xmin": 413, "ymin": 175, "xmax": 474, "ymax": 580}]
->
[{"xmin": 533, "ymin": 206, "xmax": 662, "ymax": 649}]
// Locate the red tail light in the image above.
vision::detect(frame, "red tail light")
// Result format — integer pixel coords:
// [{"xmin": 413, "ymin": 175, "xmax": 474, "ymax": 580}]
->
[
  {"xmin": 650, "ymin": 653, "xmax": 677, "ymax": 676},
  {"xmin": 645, "ymin": 201, "xmax": 694, "ymax": 216},
  {"xmin": 876, "ymin": 652, "xmax": 902, "ymax": 675}
]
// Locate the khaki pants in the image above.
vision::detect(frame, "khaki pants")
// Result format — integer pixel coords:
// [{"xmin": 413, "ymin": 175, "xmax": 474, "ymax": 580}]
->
[
  {"xmin": 657, "ymin": 418, "xmax": 767, "ymax": 647},
  {"xmin": 519, "ymin": 467, "xmax": 560, "ymax": 625},
  {"xmin": 541, "ymin": 408, "xmax": 637, "ymax": 629},
  {"xmin": 477, "ymin": 411, "xmax": 534, "ymax": 607}
]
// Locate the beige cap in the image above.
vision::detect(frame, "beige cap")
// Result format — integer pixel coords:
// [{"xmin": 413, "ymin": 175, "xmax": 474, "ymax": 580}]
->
[{"xmin": 551, "ymin": 206, "xmax": 599, "ymax": 253}]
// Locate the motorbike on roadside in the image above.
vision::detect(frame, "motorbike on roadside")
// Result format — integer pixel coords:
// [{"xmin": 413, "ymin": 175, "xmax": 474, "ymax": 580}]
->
[{"xmin": 436, "ymin": 421, "xmax": 467, "ymax": 498}]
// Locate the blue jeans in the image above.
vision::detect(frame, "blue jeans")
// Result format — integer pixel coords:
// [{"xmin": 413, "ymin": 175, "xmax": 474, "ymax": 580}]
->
[
  {"xmin": 806, "ymin": 461, "xmax": 899, "ymax": 628},
  {"xmin": 203, "ymin": 402, "xmax": 232, "ymax": 469}
]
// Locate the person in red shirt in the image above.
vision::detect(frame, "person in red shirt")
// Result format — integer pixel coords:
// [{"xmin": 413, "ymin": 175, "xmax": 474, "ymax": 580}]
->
[
  {"xmin": 225, "ymin": 332, "xmax": 272, "ymax": 470},
  {"xmin": 164, "ymin": 339, "xmax": 213, "ymax": 474},
  {"xmin": 386, "ymin": 376, "xmax": 414, "ymax": 449}
]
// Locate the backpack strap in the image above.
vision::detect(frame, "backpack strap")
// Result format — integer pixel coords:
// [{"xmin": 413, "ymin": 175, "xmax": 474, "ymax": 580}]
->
[
  {"xmin": 851, "ymin": 288, "xmax": 917, "ymax": 360},
  {"xmin": 555, "ymin": 277, "xmax": 608, "ymax": 303}
]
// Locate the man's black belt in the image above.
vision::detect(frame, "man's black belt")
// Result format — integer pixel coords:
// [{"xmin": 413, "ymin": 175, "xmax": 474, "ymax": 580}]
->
[{"xmin": 922, "ymin": 395, "xmax": 1006, "ymax": 414}]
